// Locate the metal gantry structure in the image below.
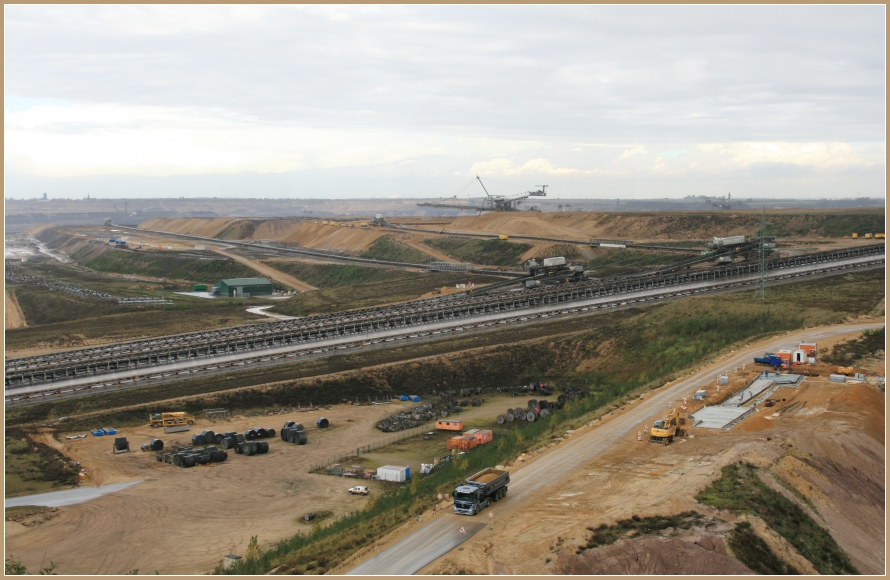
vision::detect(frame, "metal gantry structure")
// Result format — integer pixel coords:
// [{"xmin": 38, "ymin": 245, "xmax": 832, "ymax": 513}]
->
[
  {"xmin": 755, "ymin": 208, "xmax": 771, "ymax": 299},
  {"xmin": 416, "ymin": 177, "xmax": 547, "ymax": 213}
]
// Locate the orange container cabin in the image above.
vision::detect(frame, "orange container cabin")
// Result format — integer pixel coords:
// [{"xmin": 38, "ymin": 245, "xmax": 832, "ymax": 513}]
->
[
  {"xmin": 447, "ymin": 435, "xmax": 478, "ymax": 451},
  {"xmin": 436, "ymin": 419, "xmax": 464, "ymax": 431},
  {"xmin": 470, "ymin": 429, "xmax": 493, "ymax": 445},
  {"xmin": 777, "ymin": 350, "xmax": 792, "ymax": 363}
]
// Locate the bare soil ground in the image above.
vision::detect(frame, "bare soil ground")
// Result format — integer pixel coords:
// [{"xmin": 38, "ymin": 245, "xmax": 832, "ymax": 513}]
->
[
  {"xmin": 5, "ymin": 289, "xmax": 27, "ymax": 329},
  {"xmin": 138, "ymin": 214, "xmax": 882, "ymax": 260},
  {"xmin": 331, "ymin": 322, "xmax": 885, "ymax": 576},
  {"xmin": 3, "ymin": 396, "xmax": 512, "ymax": 575}
]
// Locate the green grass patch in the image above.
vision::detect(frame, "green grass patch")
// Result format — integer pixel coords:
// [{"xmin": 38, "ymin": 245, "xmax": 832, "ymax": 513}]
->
[
  {"xmin": 727, "ymin": 522, "xmax": 800, "ymax": 575},
  {"xmin": 534, "ymin": 243, "xmax": 583, "ymax": 260},
  {"xmin": 78, "ymin": 248, "xmax": 261, "ymax": 284},
  {"xmin": 579, "ymin": 512, "xmax": 706, "ymax": 551},
  {"xmin": 423, "ymin": 237, "xmax": 532, "ymax": 266},
  {"xmin": 696, "ymin": 462, "xmax": 858, "ymax": 574},
  {"xmin": 5, "ymin": 294, "xmax": 263, "ymax": 353},
  {"xmin": 5, "ymin": 428, "xmax": 79, "ymax": 498},
  {"xmin": 261, "ymin": 261, "xmax": 424, "ymax": 288},
  {"xmin": 586, "ymin": 249, "xmax": 692, "ymax": 277},
  {"xmin": 269, "ymin": 271, "xmax": 502, "ymax": 317},
  {"xmin": 822, "ymin": 327, "xmax": 885, "ymax": 365},
  {"xmin": 359, "ymin": 236, "xmax": 432, "ymax": 263}
]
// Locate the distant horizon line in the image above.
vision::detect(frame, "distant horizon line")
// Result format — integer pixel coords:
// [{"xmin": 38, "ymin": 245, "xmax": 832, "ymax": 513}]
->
[{"xmin": 6, "ymin": 196, "xmax": 885, "ymax": 202}]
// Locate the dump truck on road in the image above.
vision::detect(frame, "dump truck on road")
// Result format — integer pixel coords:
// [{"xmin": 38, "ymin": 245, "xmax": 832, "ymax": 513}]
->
[{"xmin": 452, "ymin": 467, "xmax": 509, "ymax": 515}]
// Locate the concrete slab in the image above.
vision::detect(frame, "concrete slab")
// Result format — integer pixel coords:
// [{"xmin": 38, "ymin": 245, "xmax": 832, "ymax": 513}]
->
[{"xmin": 690, "ymin": 406, "xmax": 753, "ymax": 430}]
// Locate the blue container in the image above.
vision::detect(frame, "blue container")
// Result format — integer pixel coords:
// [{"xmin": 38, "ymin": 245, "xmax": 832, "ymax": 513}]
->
[
  {"xmin": 108, "ymin": 238, "xmax": 116, "ymax": 243},
  {"xmin": 103, "ymin": 427, "xmax": 117, "ymax": 435},
  {"xmin": 398, "ymin": 395, "xmax": 409, "ymax": 401},
  {"xmin": 409, "ymin": 396, "xmax": 421, "ymax": 402},
  {"xmin": 91, "ymin": 429, "xmax": 105, "ymax": 436},
  {"xmin": 404, "ymin": 467, "xmax": 410, "ymax": 480}
]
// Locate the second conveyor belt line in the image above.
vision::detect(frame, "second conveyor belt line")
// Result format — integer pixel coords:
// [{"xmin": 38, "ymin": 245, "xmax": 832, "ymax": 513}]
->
[
  {"xmin": 6, "ymin": 242, "xmax": 884, "ymax": 385},
  {"xmin": 6, "ymin": 253, "xmax": 883, "ymax": 403}
]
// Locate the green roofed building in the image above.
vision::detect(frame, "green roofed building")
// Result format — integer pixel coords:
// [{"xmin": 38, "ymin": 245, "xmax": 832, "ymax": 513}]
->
[{"xmin": 214, "ymin": 277, "xmax": 273, "ymax": 297}]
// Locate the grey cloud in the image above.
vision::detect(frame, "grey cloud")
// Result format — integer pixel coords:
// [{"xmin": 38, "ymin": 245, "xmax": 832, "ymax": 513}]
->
[{"xmin": 5, "ymin": 5, "xmax": 884, "ymax": 143}]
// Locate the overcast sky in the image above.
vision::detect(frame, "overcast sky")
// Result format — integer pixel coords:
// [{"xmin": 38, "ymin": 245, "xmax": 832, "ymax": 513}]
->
[{"xmin": 4, "ymin": 5, "xmax": 886, "ymax": 200}]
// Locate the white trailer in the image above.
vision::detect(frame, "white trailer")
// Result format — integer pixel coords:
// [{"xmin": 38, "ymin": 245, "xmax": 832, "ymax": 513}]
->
[
  {"xmin": 542, "ymin": 256, "xmax": 566, "ymax": 267},
  {"xmin": 710, "ymin": 235, "xmax": 747, "ymax": 248}
]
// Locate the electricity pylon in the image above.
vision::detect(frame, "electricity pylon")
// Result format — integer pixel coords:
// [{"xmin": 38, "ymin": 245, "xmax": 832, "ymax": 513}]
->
[{"xmin": 754, "ymin": 207, "xmax": 771, "ymax": 299}]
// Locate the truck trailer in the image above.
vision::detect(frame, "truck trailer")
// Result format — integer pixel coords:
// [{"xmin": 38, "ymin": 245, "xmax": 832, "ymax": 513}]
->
[
  {"xmin": 709, "ymin": 235, "xmax": 747, "ymax": 248},
  {"xmin": 453, "ymin": 467, "xmax": 509, "ymax": 515}
]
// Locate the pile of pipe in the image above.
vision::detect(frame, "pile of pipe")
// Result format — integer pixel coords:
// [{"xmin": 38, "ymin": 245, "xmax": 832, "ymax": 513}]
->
[{"xmin": 496, "ymin": 381, "xmax": 554, "ymax": 396}]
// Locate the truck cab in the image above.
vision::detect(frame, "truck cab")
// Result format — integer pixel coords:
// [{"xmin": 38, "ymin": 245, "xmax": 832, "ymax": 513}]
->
[{"xmin": 453, "ymin": 485, "xmax": 486, "ymax": 515}]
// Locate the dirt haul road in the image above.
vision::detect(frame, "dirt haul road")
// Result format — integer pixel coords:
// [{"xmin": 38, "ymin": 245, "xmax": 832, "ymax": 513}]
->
[
  {"xmin": 5, "ymin": 289, "xmax": 26, "ymax": 329},
  {"xmin": 340, "ymin": 321, "xmax": 885, "ymax": 575},
  {"xmin": 208, "ymin": 246, "xmax": 317, "ymax": 292}
]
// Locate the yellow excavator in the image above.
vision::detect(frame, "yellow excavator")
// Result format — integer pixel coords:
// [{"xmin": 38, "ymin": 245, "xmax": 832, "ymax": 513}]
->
[{"xmin": 649, "ymin": 407, "xmax": 683, "ymax": 445}]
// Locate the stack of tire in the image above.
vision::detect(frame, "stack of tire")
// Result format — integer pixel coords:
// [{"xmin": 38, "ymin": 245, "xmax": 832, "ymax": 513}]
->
[
  {"xmin": 497, "ymin": 398, "xmax": 567, "ymax": 424},
  {"xmin": 281, "ymin": 421, "xmax": 308, "ymax": 445},
  {"xmin": 157, "ymin": 445, "xmax": 228, "ymax": 467}
]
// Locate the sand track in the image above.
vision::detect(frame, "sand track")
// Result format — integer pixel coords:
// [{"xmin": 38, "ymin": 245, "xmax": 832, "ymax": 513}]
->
[
  {"xmin": 5, "ymin": 289, "xmax": 26, "ymax": 329},
  {"xmin": 208, "ymin": 246, "xmax": 316, "ymax": 291}
]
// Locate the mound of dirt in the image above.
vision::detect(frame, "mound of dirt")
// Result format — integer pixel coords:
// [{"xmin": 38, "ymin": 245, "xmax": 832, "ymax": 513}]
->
[{"xmin": 554, "ymin": 533, "xmax": 753, "ymax": 575}]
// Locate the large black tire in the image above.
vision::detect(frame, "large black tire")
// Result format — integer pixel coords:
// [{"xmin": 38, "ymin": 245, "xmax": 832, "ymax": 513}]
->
[
  {"xmin": 256, "ymin": 428, "xmax": 268, "ymax": 438},
  {"xmin": 506, "ymin": 413, "xmax": 514, "ymax": 422},
  {"xmin": 213, "ymin": 433, "xmax": 224, "ymax": 445},
  {"xmin": 220, "ymin": 437, "xmax": 235, "ymax": 449},
  {"xmin": 191, "ymin": 434, "xmax": 205, "ymax": 446},
  {"xmin": 266, "ymin": 428, "xmax": 276, "ymax": 438},
  {"xmin": 235, "ymin": 433, "xmax": 246, "ymax": 443},
  {"xmin": 256, "ymin": 441, "xmax": 269, "ymax": 454},
  {"xmin": 234, "ymin": 442, "xmax": 244, "ymax": 454},
  {"xmin": 283, "ymin": 420, "xmax": 296, "ymax": 429},
  {"xmin": 527, "ymin": 412, "xmax": 536, "ymax": 422},
  {"xmin": 296, "ymin": 431, "xmax": 308, "ymax": 445},
  {"xmin": 182, "ymin": 455, "xmax": 197, "ymax": 468},
  {"xmin": 497, "ymin": 415, "xmax": 505, "ymax": 425},
  {"xmin": 245, "ymin": 429, "xmax": 257, "ymax": 441},
  {"xmin": 244, "ymin": 442, "xmax": 257, "ymax": 456},
  {"xmin": 196, "ymin": 454, "xmax": 210, "ymax": 465},
  {"xmin": 540, "ymin": 408, "xmax": 550, "ymax": 418},
  {"xmin": 280, "ymin": 427, "xmax": 291, "ymax": 441}
]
